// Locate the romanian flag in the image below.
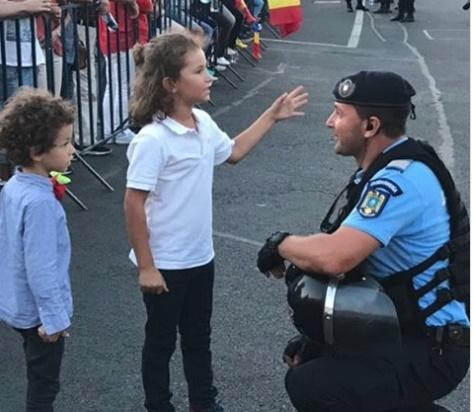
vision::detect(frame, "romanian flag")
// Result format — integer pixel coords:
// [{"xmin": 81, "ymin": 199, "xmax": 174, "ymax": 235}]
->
[{"xmin": 267, "ymin": 0, "xmax": 303, "ymax": 37}]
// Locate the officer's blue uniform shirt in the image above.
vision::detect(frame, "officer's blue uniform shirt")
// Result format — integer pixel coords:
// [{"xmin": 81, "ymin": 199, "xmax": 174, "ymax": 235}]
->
[{"xmin": 343, "ymin": 137, "xmax": 469, "ymax": 327}]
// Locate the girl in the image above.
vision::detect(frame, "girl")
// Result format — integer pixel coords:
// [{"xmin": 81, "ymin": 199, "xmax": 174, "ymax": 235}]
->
[{"xmin": 124, "ymin": 32, "xmax": 308, "ymax": 412}]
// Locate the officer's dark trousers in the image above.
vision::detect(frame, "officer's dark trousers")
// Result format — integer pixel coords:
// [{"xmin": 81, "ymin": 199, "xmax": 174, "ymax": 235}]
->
[
  {"xmin": 285, "ymin": 335, "xmax": 469, "ymax": 412},
  {"xmin": 15, "ymin": 327, "xmax": 65, "ymax": 412},
  {"xmin": 142, "ymin": 260, "xmax": 217, "ymax": 412},
  {"xmin": 397, "ymin": 0, "xmax": 415, "ymax": 16}
]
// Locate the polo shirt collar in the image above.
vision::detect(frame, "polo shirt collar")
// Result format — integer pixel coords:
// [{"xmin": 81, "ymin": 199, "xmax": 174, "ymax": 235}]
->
[{"xmin": 161, "ymin": 109, "xmax": 201, "ymax": 135}]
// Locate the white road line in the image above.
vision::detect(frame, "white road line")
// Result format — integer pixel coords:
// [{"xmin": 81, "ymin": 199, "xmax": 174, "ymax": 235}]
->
[
  {"xmin": 261, "ymin": 37, "xmax": 348, "ymax": 48},
  {"xmin": 423, "ymin": 30, "xmax": 434, "ymax": 40},
  {"xmin": 347, "ymin": 10, "xmax": 364, "ymax": 48},
  {"xmin": 212, "ymin": 77, "xmax": 274, "ymax": 119},
  {"xmin": 367, "ymin": 11, "xmax": 387, "ymax": 43},
  {"xmin": 401, "ymin": 26, "xmax": 455, "ymax": 171},
  {"xmin": 213, "ymin": 231, "xmax": 262, "ymax": 247}
]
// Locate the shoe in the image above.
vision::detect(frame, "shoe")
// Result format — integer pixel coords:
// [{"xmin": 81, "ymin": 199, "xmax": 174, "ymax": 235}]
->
[
  {"xmin": 355, "ymin": 5, "xmax": 369, "ymax": 11},
  {"xmin": 235, "ymin": 38, "xmax": 248, "ymax": 49},
  {"xmin": 213, "ymin": 64, "xmax": 227, "ymax": 72},
  {"xmin": 115, "ymin": 128, "xmax": 136, "ymax": 145},
  {"xmin": 347, "ymin": 5, "xmax": 354, "ymax": 12},
  {"xmin": 403, "ymin": 14, "xmax": 414, "ymax": 22},
  {"xmin": 216, "ymin": 56, "xmax": 231, "ymax": 66},
  {"xmin": 462, "ymin": 2, "xmax": 470, "ymax": 10},
  {"xmin": 84, "ymin": 145, "xmax": 113, "ymax": 156},
  {"xmin": 391, "ymin": 14, "xmax": 403, "ymax": 21},
  {"xmin": 226, "ymin": 48, "xmax": 237, "ymax": 56}
]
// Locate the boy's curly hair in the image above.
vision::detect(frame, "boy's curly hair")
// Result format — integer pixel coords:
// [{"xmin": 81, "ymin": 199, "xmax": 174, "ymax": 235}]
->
[{"xmin": 0, "ymin": 88, "xmax": 75, "ymax": 167}]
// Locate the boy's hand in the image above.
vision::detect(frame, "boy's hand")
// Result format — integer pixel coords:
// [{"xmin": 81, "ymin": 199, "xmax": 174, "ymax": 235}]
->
[
  {"xmin": 37, "ymin": 326, "xmax": 70, "ymax": 343},
  {"xmin": 269, "ymin": 85, "xmax": 309, "ymax": 122},
  {"xmin": 139, "ymin": 267, "xmax": 169, "ymax": 294},
  {"xmin": 23, "ymin": 0, "xmax": 55, "ymax": 14}
]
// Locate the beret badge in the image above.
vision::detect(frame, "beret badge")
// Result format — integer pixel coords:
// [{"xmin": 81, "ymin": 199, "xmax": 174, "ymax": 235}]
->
[{"xmin": 338, "ymin": 79, "xmax": 355, "ymax": 98}]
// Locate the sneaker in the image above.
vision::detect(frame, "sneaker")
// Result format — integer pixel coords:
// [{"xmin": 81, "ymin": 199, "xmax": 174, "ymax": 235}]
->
[
  {"xmin": 213, "ymin": 64, "xmax": 227, "ymax": 72},
  {"xmin": 84, "ymin": 145, "xmax": 113, "ymax": 156},
  {"xmin": 216, "ymin": 56, "xmax": 231, "ymax": 66},
  {"xmin": 115, "ymin": 128, "xmax": 136, "ymax": 145},
  {"xmin": 235, "ymin": 38, "xmax": 248, "ymax": 49},
  {"xmin": 226, "ymin": 47, "xmax": 238, "ymax": 56}
]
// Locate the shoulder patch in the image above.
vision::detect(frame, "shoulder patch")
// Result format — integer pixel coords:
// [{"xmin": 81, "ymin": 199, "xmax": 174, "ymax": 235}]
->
[
  {"xmin": 385, "ymin": 159, "xmax": 413, "ymax": 172},
  {"xmin": 357, "ymin": 178, "xmax": 403, "ymax": 218},
  {"xmin": 367, "ymin": 178, "xmax": 403, "ymax": 196},
  {"xmin": 358, "ymin": 189, "xmax": 389, "ymax": 218}
]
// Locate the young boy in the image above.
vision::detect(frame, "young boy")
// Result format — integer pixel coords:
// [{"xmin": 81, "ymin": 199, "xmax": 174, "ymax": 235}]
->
[{"xmin": 0, "ymin": 88, "xmax": 76, "ymax": 411}]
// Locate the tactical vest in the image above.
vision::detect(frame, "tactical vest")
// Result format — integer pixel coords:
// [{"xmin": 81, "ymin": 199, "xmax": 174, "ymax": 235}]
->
[{"xmin": 320, "ymin": 138, "xmax": 470, "ymax": 331}]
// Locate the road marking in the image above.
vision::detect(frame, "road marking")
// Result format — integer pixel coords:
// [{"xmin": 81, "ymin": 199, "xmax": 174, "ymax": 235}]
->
[
  {"xmin": 214, "ymin": 231, "xmax": 262, "ymax": 247},
  {"xmin": 423, "ymin": 30, "xmax": 434, "ymax": 40},
  {"xmin": 261, "ymin": 37, "xmax": 348, "ymax": 48},
  {"xmin": 401, "ymin": 26, "xmax": 455, "ymax": 170},
  {"xmin": 313, "ymin": 0, "xmax": 341, "ymax": 3},
  {"xmin": 347, "ymin": 10, "xmax": 364, "ymax": 48},
  {"xmin": 367, "ymin": 10, "xmax": 387, "ymax": 42},
  {"xmin": 212, "ymin": 77, "xmax": 274, "ymax": 119}
]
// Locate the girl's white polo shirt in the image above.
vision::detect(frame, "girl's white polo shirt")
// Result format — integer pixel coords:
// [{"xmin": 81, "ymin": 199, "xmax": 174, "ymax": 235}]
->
[{"xmin": 126, "ymin": 108, "xmax": 234, "ymax": 270}]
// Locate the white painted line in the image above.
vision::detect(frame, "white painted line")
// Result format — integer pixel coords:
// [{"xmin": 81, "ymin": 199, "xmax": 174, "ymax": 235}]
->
[
  {"xmin": 261, "ymin": 37, "xmax": 348, "ymax": 48},
  {"xmin": 313, "ymin": 0, "xmax": 341, "ymax": 3},
  {"xmin": 367, "ymin": 11, "xmax": 387, "ymax": 43},
  {"xmin": 423, "ymin": 30, "xmax": 433, "ymax": 40},
  {"xmin": 212, "ymin": 77, "xmax": 274, "ymax": 119},
  {"xmin": 347, "ymin": 10, "xmax": 364, "ymax": 48},
  {"xmin": 401, "ymin": 26, "xmax": 455, "ymax": 171},
  {"xmin": 214, "ymin": 231, "xmax": 262, "ymax": 247}
]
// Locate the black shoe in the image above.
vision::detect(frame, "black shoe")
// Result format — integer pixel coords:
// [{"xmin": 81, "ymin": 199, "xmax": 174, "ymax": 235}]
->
[
  {"xmin": 355, "ymin": 5, "xmax": 369, "ymax": 11},
  {"xmin": 347, "ymin": 5, "xmax": 354, "ymax": 12},
  {"xmin": 84, "ymin": 145, "xmax": 113, "ymax": 156},
  {"xmin": 391, "ymin": 14, "xmax": 403, "ymax": 21},
  {"xmin": 403, "ymin": 14, "xmax": 414, "ymax": 22},
  {"xmin": 463, "ymin": 1, "xmax": 470, "ymax": 9}
]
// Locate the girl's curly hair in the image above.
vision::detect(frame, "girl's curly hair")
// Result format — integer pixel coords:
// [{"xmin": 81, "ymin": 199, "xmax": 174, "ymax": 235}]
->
[
  {"xmin": 130, "ymin": 32, "xmax": 200, "ymax": 127},
  {"xmin": 0, "ymin": 88, "xmax": 75, "ymax": 166}
]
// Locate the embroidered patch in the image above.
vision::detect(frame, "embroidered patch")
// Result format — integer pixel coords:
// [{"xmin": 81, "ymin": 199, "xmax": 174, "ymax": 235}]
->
[
  {"xmin": 358, "ymin": 189, "xmax": 389, "ymax": 217},
  {"xmin": 368, "ymin": 178, "xmax": 403, "ymax": 196}
]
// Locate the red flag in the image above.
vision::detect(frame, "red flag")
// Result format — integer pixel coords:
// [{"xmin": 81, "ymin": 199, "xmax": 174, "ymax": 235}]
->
[{"xmin": 267, "ymin": 0, "xmax": 303, "ymax": 37}]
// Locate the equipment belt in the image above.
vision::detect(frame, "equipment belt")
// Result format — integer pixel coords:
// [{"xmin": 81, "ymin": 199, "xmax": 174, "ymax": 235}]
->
[{"xmin": 424, "ymin": 324, "xmax": 470, "ymax": 348}]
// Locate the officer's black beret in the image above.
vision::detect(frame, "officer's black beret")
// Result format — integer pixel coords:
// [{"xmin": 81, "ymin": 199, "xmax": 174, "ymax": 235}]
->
[{"xmin": 332, "ymin": 71, "xmax": 416, "ymax": 107}]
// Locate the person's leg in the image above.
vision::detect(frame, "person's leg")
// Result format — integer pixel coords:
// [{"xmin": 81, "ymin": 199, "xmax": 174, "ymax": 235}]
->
[
  {"xmin": 142, "ymin": 270, "xmax": 188, "ymax": 412},
  {"xmin": 222, "ymin": 0, "xmax": 244, "ymax": 49},
  {"xmin": 179, "ymin": 261, "xmax": 217, "ymax": 411},
  {"xmin": 404, "ymin": 0, "xmax": 415, "ymax": 20},
  {"xmin": 210, "ymin": 7, "xmax": 235, "ymax": 59},
  {"xmin": 252, "ymin": 0, "xmax": 265, "ymax": 18},
  {"xmin": 16, "ymin": 327, "xmax": 65, "ymax": 412},
  {"xmin": 345, "ymin": 0, "xmax": 354, "ymax": 12}
]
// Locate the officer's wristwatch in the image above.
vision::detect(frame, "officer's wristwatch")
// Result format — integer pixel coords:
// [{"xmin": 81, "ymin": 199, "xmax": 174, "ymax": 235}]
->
[{"xmin": 266, "ymin": 231, "xmax": 291, "ymax": 252}]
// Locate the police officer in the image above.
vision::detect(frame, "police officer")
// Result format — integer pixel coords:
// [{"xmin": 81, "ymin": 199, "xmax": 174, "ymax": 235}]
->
[
  {"xmin": 257, "ymin": 71, "xmax": 469, "ymax": 412},
  {"xmin": 345, "ymin": 0, "xmax": 369, "ymax": 12}
]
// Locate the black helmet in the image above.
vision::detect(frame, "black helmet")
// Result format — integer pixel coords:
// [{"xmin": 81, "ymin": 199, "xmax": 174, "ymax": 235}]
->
[{"xmin": 286, "ymin": 265, "xmax": 400, "ymax": 353}]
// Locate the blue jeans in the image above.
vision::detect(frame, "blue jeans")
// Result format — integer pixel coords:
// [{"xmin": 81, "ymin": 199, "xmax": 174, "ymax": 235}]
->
[
  {"xmin": 142, "ymin": 260, "xmax": 218, "ymax": 412},
  {"xmin": 0, "ymin": 65, "xmax": 35, "ymax": 107}
]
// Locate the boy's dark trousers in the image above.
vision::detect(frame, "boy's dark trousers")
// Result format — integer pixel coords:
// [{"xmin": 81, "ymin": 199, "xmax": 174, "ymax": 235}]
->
[
  {"xmin": 15, "ymin": 327, "xmax": 65, "ymax": 412},
  {"xmin": 142, "ymin": 260, "xmax": 217, "ymax": 412}
]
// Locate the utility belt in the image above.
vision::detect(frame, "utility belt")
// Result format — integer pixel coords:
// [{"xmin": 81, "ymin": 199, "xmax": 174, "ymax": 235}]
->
[{"xmin": 405, "ymin": 324, "xmax": 469, "ymax": 350}]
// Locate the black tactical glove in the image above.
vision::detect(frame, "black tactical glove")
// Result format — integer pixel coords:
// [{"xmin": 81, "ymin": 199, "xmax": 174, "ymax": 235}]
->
[
  {"xmin": 283, "ymin": 334, "xmax": 322, "ymax": 367},
  {"xmin": 257, "ymin": 231, "xmax": 290, "ymax": 274}
]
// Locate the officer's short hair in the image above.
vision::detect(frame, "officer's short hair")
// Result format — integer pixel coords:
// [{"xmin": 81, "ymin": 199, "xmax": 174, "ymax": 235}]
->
[{"xmin": 332, "ymin": 71, "xmax": 416, "ymax": 138}]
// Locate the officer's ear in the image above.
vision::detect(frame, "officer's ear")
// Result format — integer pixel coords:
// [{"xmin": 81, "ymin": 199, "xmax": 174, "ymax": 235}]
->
[{"xmin": 364, "ymin": 116, "xmax": 381, "ymax": 136}]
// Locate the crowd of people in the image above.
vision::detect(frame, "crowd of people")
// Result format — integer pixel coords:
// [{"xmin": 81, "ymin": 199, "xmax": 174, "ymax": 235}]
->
[{"xmin": 0, "ymin": 0, "xmax": 266, "ymax": 156}]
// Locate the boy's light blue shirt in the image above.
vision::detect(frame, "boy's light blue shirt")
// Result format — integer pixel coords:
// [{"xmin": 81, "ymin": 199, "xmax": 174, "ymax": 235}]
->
[
  {"xmin": 0, "ymin": 172, "xmax": 72, "ymax": 335},
  {"xmin": 343, "ymin": 138, "xmax": 469, "ymax": 327}
]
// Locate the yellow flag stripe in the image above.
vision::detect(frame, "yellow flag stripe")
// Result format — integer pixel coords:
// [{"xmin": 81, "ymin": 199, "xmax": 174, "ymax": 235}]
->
[{"xmin": 268, "ymin": 0, "xmax": 301, "ymax": 9}]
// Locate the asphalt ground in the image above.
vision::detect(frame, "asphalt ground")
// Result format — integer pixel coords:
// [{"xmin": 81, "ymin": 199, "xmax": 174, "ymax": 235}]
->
[{"xmin": 0, "ymin": 0, "xmax": 470, "ymax": 411}]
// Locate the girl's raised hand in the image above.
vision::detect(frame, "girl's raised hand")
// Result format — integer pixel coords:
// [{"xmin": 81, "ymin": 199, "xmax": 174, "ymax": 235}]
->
[{"xmin": 270, "ymin": 86, "xmax": 309, "ymax": 122}]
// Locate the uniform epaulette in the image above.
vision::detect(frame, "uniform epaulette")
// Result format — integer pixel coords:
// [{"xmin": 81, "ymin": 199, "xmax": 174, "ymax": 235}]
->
[{"xmin": 385, "ymin": 159, "xmax": 412, "ymax": 172}]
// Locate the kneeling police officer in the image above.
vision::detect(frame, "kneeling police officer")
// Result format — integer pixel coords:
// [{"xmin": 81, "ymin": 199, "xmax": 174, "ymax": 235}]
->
[{"xmin": 257, "ymin": 71, "xmax": 469, "ymax": 412}]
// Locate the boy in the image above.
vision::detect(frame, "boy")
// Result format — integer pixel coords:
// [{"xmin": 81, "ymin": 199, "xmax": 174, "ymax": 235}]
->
[{"xmin": 0, "ymin": 88, "xmax": 76, "ymax": 411}]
